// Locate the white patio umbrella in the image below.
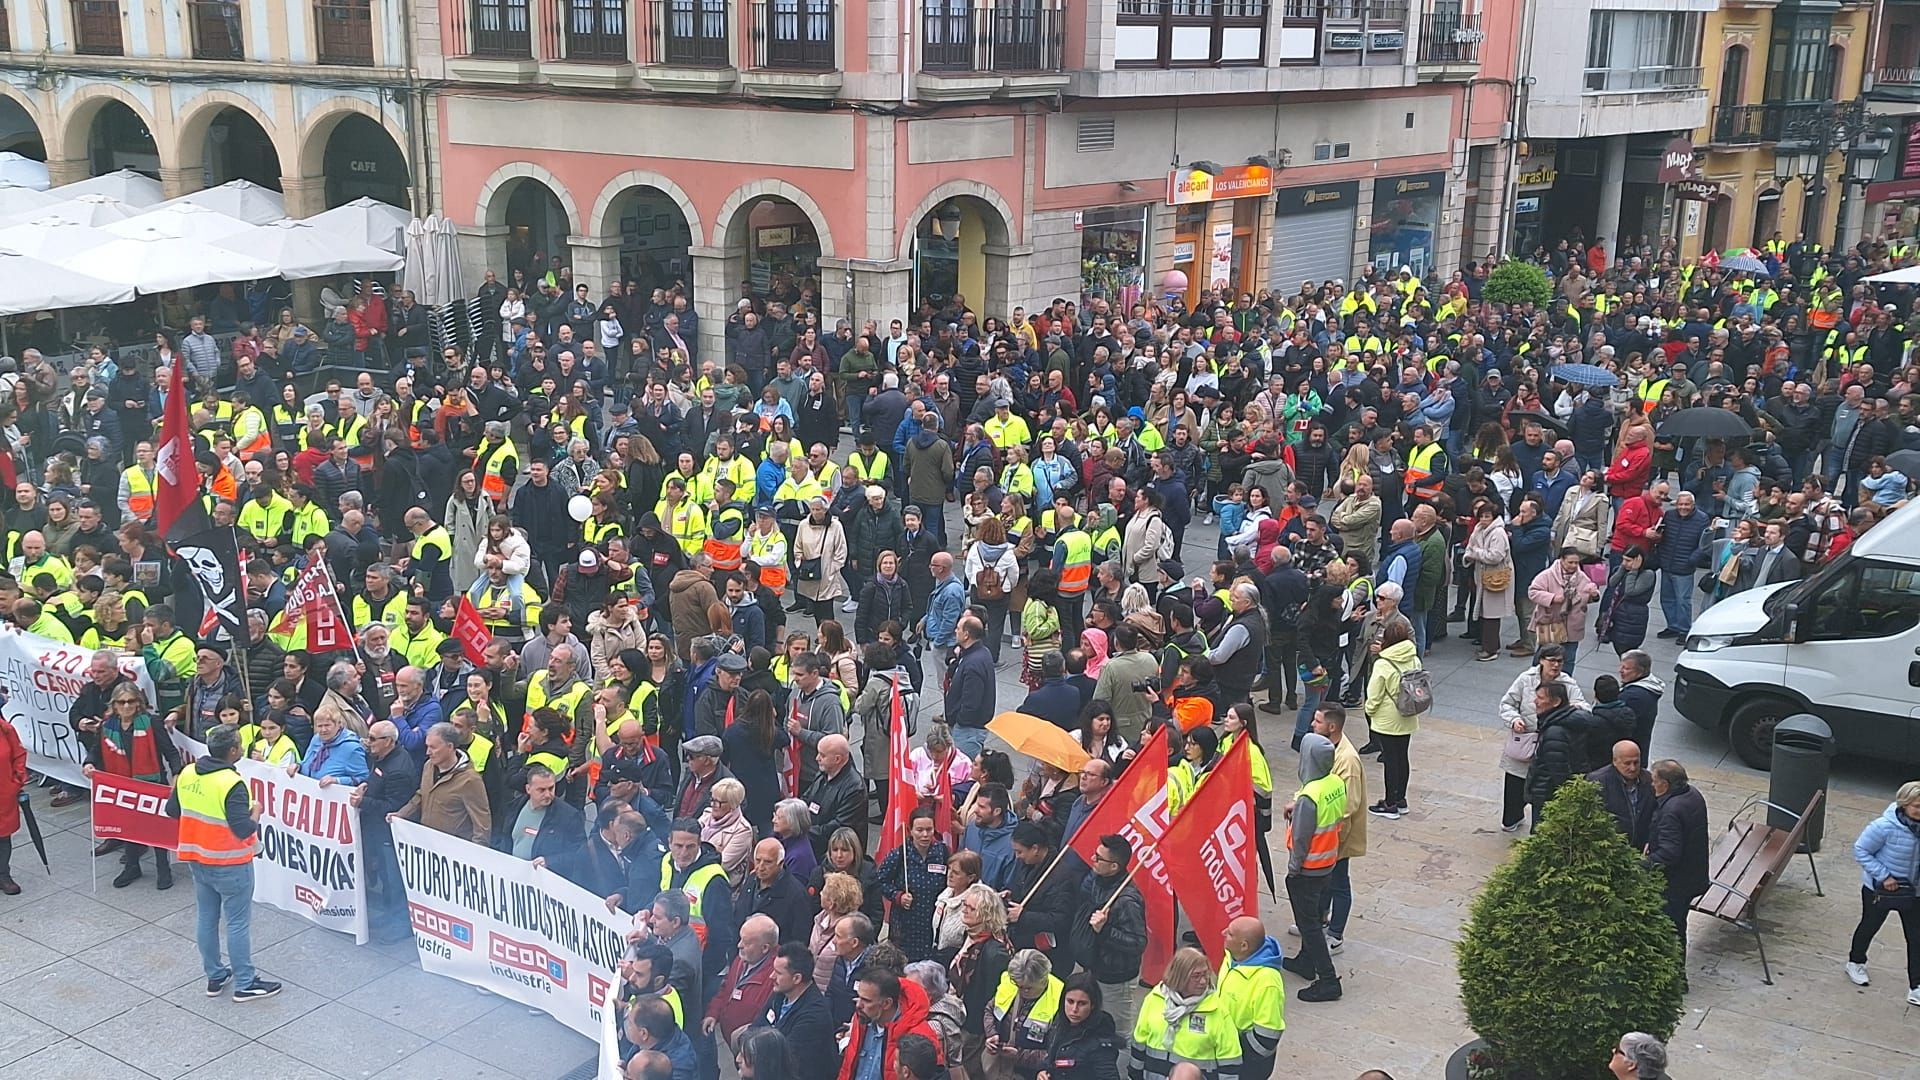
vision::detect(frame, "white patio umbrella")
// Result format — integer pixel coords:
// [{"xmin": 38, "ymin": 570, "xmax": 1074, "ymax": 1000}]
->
[
  {"xmin": 401, "ymin": 215, "xmax": 432, "ymax": 302},
  {"xmin": 106, "ymin": 203, "xmax": 254, "ymax": 244},
  {"xmin": 305, "ymin": 196, "xmax": 411, "ymax": 255},
  {"xmin": 0, "ymin": 154, "xmax": 50, "ymax": 191},
  {"xmin": 429, "ymin": 215, "xmax": 464, "ymax": 306},
  {"xmin": 161, "ymin": 179, "xmax": 286, "ymax": 226},
  {"xmin": 1863, "ymin": 265, "xmax": 1920, "ymax": 284},
  {"xmin": 0, "ymin": 217, "xmax": 117, "ymax": 260},
  {"xmin": 0, "ymin": 246, "xmax": 134, "ymax": 315},
  {"xmin": 5, "ymin": 193, "xmax": 140, "ymax": 228},
  {"xmin": 0, "ymin": 182, "xmax": 61, "ymax": 219},
  {"xmin": 220, "ymin": 220, "xmax": 403, "ymax": 279},
  {"xmin": 52, "ymin": 168, "xmax": 165, "ymax": 207},
  {"xmin": 58, "ymin": 225, "xmax": 278, "ymax": 294}
]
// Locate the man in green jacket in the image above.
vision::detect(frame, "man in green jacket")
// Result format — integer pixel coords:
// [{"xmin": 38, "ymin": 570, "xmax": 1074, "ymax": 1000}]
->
[{"xmin": 1411, "ymin": 504, "xmax": 1449, "ymax": 655}]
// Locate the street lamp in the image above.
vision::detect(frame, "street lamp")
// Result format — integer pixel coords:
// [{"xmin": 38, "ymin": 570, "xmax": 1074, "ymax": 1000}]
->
[{"xmin": 1770, "ymin": 100, "xmax": 1893, "ymax": 250}]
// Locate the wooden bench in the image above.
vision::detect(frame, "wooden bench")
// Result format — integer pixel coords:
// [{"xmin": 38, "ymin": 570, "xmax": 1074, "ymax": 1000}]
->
[{"xmin": 1690, "ymin": 790, "xmax": 1825, "ymax": 984}]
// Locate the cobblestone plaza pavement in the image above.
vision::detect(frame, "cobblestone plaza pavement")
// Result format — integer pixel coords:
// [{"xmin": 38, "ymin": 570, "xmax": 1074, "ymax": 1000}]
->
[{"xmin": 0, "ymin": 514, "xmax": 1915, "ymax": 1079}]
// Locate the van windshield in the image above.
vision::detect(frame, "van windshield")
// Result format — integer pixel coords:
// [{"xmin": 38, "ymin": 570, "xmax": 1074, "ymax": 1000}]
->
[{"xmin": 1761, "ymin": 551, "xmax": 1854, "ymax": 618}]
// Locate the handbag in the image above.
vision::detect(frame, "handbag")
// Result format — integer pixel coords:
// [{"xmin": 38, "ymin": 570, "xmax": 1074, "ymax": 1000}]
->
[
  {"xmin": 797, "ymin": 558, "xmax": 823, "ymax": 581},
  {"xmin": 1875, "ymin": 879, "xmax": 1917, "ymax": 911},
  {"xmin": 1504, "ymin": 728, "xmax": 1539, "ymax": 763},
  {"xmin": 1481, "ymin": 566, "xmax": 1512, "ymax": 592}
]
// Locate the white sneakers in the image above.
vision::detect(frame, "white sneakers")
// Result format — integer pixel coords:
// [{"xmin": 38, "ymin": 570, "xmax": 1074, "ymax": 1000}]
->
[
  {"xmin": 840, "ymin": 599, "xmax": 858, "ymax": 613},
  {"xmin": 1845, "ymin": 961, "xmax": 1869, "ymax": 986},
  {"xmin": 1908, "ymin": 987, "xmax": 1920, "ymax": 1006},
  {"xmin": 1328, "ymin": 935, "xmax": 1345, "ymax": 953}
]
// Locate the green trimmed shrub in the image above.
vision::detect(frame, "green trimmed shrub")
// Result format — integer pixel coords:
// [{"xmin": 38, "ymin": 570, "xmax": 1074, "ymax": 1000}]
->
[
  {"xmin": 1482, "ymin": 261, "xmax": 1554, "ymax": 308},
  {"xmin": 1455, "ymin": 777, "xmax": 1685, "ymax": 1078}
]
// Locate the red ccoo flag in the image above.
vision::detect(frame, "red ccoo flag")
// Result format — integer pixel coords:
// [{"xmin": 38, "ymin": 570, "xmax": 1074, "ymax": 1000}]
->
[
  {"xmin": 152, "ymin": 357, "xmax": 197, "ymax": 539},
  {"xmin": 1157, "ymin": 735, "xmax": 1259, "ymax": 963},
  {"xmin": 1066, "ymin": 726, "xmax": 1177, "ymax": 983},
  {"xmin": 452, "ymin": 595, "xmax": 492, "ymax": 666},
  {"xmin": 270, "ymin": 558, "xmax": 354, "ymax": 653},
  {"xmin": 875, "ymin": 677, "xmax": 915, "ymax": 862}
]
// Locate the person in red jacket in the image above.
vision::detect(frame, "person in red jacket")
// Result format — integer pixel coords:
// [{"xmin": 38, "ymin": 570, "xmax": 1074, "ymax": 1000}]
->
[
  {"xmin": 1605, "ymin": 426, "xmax": 1653, "ymax": 503},
  {"xmin": 1608, "ymin": 482, "xmax": 1668, "ymax": 575},
  {"xmin": 837, "ymin": 969, "xmax": 943, "ymax": 1080},
  {"xmin": 0, "ymin": 710, "xmax": 26, "ymax": 894}
]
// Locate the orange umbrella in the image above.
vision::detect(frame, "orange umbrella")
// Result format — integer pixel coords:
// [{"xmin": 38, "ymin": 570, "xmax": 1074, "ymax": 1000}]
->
[{"xmin": 987, "ymin": 712, "xmax": 1091, "ymax": 773}]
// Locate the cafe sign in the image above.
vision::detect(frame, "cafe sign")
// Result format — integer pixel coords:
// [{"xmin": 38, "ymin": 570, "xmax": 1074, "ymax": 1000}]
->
[{"xmin": 1166, "ymin": 163, "xmax": 1275, "ymax": 206}]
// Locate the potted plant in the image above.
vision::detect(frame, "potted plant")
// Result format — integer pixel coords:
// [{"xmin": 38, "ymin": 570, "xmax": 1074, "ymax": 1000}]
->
[
  {"xmin": 1453, "ymin": 778, "xmax": 1685, "ymax": 1078},
  {"xmin": 1482, "ymin": 260, "xmax": 1553, "ymax": 309}
]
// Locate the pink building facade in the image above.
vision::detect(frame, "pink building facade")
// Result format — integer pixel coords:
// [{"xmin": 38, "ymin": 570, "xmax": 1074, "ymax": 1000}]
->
[{"xmin": 416, "ymin": 0, "xmax": 1522, "ymax": 357}]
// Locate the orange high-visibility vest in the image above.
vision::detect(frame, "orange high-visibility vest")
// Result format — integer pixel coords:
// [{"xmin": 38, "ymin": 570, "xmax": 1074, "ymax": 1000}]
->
[
  {"xmin": 173, "ymin": 763, "xmax": 258, "ymax": 866},
  {"xmin": 1286, "ymin": 774, "xmax": 1346, "ymax": 872}
]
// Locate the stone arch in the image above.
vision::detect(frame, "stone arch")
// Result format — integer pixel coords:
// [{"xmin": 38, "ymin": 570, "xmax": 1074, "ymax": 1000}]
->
[
  {"xmin": 588, "ymin": 170, "xmax": 705, "ymax": 248},
  {"xmin": 0, "ymin": 84, "xmax": 44, "ymax": 156},
  {"xmin": 474, "ymin": 161, "xmax": 581, "ymax": 233},
  {"xmin": 56, "ymin": 84, "xmax": 166, "ymax": 169},
  {"xmin": 896, "ymin": 179, "xmax": 1017, "ymax": 262},
  {"xmin": 171, "ymin": 89, "xmax": 295, "ymax": 182},
  {"xmin": 712, "ymin": 179, "xmax": 836, "ymax": 259},
  {"xmin": 296, "ymin": 97, "xmax": 408, "ymax": 180}
]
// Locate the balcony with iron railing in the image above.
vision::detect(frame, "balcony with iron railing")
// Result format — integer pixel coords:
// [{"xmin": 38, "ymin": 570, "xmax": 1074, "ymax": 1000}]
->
[
  {"xmin": 1415, "ymin": 11, "xmax": 1478, "ymax": 67},
  {"xmin": 749, "ymin": 0, "xmax": 833, "ymax": 69},
  {"xmin": 72, "ymin": 0, "xmax": 124, "ymax": 55},
  {"xmin": 921, "ymin": 1, "xmax": 1064, "ymax": 74},
  {"xmin": 561, "ymin": 0, "xmax": 629, "ymax": 60},
  {"xmin": 1872, "ymin": 62, "xmax": 1920, "ymax": 102},
  {"xmin": 189, "ymin": 0, "xmax": 245, "ymax": 59},
  {"xmin": 315, "ymin": 0, "xmax": 375, "ymax": 64},
  {"xmin": 649, "ymin": 0, "xmax": 732, "ymax": 65},
  {"xmin": 467, "ymin": 0, "xmax": 533, "ymax": 55},
  {"xmin": 1116, "ymin": 0, "xmax": 1270, "ymax": 69},
  {"xmin": 1709, "ymin": 102, "xmax": 1827, "ymax": 148}
]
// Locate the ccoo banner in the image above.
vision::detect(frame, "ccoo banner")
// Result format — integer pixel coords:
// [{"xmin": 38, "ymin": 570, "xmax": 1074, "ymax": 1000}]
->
[
  {"xmin": 391, "ymin": 818, "xmax": 631, "ymax": 1041},
  {"xmin": 237, "ymin": 759, "xmax": 369, "ymax": 944},
  {"xmin": 3, "ymin": 627, "xmax": 158, "ymax": 787}
]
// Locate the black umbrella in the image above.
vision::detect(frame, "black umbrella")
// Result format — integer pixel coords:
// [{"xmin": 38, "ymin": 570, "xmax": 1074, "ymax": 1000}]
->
[
  {"xmin": 18, "ymin": 792, "xmax": 48, "ymax": 874},
  {"xmin": 1886, "ymin": 448, "xmax": 1920, "ymax": 478},
  {"xmin": 1507, "ymin": 410, "xmax": 1569, "ymax": 438},
  {"xmin": 1657, "ymin": 407, "xmax": 1755, "ymax": 441}
]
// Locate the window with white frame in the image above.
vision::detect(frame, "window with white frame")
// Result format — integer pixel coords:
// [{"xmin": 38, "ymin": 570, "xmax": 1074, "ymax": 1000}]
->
[{"xmin": 1584, "ymin": 10, "xmax": 1703, "ymax": 92}]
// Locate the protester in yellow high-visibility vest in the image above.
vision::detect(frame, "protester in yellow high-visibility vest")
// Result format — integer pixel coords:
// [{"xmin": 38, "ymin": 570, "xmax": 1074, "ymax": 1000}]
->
[
  {"xmin": 1283, "ymin": 733, "xmax": 1347, "ymax": 1002},
  {"xmin": 165, "ymin": 724, "xmax": 281, "ymax": 1001}
]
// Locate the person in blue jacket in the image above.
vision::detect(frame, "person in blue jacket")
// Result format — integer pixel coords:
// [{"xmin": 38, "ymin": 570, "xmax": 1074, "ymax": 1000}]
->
[
  {"xmin": 297, "ymin": 710, "xmax": 369, "ymax": 785},
  {"xmin": 961, "ymin": 783, "xmax": 1019, "ymax": 891},
  {"xmin": 1846, "ymin": 782, "xmax": 1920, "ymax": 1000}
]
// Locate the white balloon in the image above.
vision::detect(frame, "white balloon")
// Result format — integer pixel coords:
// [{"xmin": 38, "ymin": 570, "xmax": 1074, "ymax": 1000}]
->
[{"xmin": 567, "ymin": 494, "xmax": 593, "ymax": 522}]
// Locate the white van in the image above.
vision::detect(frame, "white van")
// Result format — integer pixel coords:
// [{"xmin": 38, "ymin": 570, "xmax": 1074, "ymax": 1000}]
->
[{"xmin": 1673, "ymin": 497, "xmax": 1920, "ymax": 769}]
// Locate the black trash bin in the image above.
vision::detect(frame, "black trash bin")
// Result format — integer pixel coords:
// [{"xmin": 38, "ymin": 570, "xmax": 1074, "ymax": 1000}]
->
[{"xmin": 1769, "ymin": 713, "xmax": 1833, "ymax": 853}]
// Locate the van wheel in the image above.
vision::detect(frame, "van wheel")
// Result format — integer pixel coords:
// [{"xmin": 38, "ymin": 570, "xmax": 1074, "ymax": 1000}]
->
[{"xmin": 1728, "ymin": 697, "xmax": 1792, "ymax": 771}]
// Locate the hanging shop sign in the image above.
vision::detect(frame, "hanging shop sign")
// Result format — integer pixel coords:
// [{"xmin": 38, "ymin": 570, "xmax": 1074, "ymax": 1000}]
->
[{"xmin": 1166, "ymin": 163, "xmax": 1275, "ymax": 205}]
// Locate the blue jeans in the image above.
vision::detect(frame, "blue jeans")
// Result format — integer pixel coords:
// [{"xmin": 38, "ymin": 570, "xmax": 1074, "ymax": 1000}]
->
[
  {"xmin": 194, "ymin": 861, "xmax": 256, "ymax": 989},
  {"xmin": 844, "ymin": 393, "xmax": 864, "ymax": 436},
  {"xmin": 1411, "ymin": 607, "xmax": 1429, "ymax": 655},
  {"xmin": 1659, "ymin": 569, "xmax": 1694, "ymax": 636},
  {"xmin": 1561, "ymin": 640, "xmax": 1581, "ymax": 674},
  {"xmin": 1319, "ymin": 857, "xmax": 1353, "ymax": 939},
  {"xmin": 919, "ymin": 502, "xmax": 947, "ymax": 544},
  {"xmin": 950, "ymin": 724, "xmax": 989, "ymax": 759},
  {"xmin": 1293, "ymin": 680, "xmax": 1323, "ymax": 750}
]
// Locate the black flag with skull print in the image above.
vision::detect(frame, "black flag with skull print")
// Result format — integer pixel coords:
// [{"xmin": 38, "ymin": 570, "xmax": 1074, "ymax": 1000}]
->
[{"xmin": 166, "ymin": 501, "xmax": 250, "ymax": 647}]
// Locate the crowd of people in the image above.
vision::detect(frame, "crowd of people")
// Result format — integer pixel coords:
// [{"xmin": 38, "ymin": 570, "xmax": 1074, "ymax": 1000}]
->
[{"xmin": 0, "ymin": 226, "xmax": 1917, "ymax": 1073}]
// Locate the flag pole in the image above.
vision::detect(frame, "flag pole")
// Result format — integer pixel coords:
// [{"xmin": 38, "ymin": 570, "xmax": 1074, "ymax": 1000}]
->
[{"xmin": 1014, "ymin": 845, "xmax": 1074, "ymax": 908}]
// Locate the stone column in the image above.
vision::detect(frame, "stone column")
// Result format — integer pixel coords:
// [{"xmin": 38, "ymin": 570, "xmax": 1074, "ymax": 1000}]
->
[
  {"xmin": 43, "ymin": 156, "xmax": 89, "ymax": 187},
  {"xmin": 689, "ymin": 245, "xmax": 735, "ymax": 371},
  {"xmin": 278, "ymin": 175, "xmax": 327, "ymax": 219},
  {"xmin": 159, "ymin": 165, "xmax": 203, "ymax": 200},
  {"xmin": 458, "ymin": 224, "xmax": 511, "ymax": 298},
  {"xmin": 980, "ymin": 244, "xmax": 1033, "ymax": 315},
  {"xmin": 841, "ymin": 258, "xmax": 913, "ymax": 326},
  {"xmin": 567, "ymin": 234, "xmax": 623, "ymax": 297},
  {"xmin": 1595, "ymin": 135, "xmax": 1627, "ymax": 251},
  {"xmin": 814, "ymin": 258, "xmax": 854, "ymax": 332}
]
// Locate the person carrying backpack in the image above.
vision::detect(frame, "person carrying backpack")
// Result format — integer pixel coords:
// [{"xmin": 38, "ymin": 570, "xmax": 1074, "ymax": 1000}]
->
[{"xmin": 1364, "ymin": 620, "xmax": 1428, "ymax": 820}]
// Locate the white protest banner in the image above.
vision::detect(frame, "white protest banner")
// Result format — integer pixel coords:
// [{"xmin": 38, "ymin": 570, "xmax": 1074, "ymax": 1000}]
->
[
  {"xmin": 1, "ymin": 627, "xmax": 157, "ymax": 787},
  {"xmin": 238, "ymin": 759, "xmax": 369, "ymax": 943},
  {"xmin": 169, "ymin": 732, "xmax": 370, "ymax": 944},
  {"xmin": 391, "ymin": 817, "xmax": 630, "ymax": 1041}
]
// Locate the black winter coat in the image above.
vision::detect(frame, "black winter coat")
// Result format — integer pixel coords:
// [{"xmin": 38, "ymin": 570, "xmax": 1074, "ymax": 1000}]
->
[
  {"xmin": 1526, "ymin": 705, "xmax": 1599, "ymax": 806},
  {"xmin": 1646, "ymin": 781, "xmax": 1710, "ymax": 901},
  {"xmin": 1596, "ymin": 567, "xmax": 1655, "ymax": 651},
  {"xmin": 1043, "ymin": 1013, "xmax": 1123, "ymax": 1080},
  {"xmin": 1004, "ymin": 847, "xmax": 1086, "ymax": 969},
  {"xmin": 856, "ymin": 574, "xmax": 912, "ymax": 644},
  {"xmin": 1067, "ymin": 872, "xmax": 1148, "ymax": 984}
]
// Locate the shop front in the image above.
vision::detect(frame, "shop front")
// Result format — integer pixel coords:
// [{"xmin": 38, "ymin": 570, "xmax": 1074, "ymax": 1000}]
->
[
  {"xmin": 1269, "ymin": 180, "xmax": 1356, "ymax": 292},
  {"xmin": 1078, "ymin": 204, "xmax": 1151, "ymax": 310},
  {"xmin": 1866, "ymin": 115, "xmax": 1920, "ymax": 240},
  {"xmin": 1509, "ymin": 145, "xmax": 1557, "ymax": 256},
  {"xmin": 1368, "ymin": 171, "xmax": 1444, "ymax": 278},
  {"xmin": 1165, "ymin": 162, "xmax": 1273, "ymax": 307}
]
